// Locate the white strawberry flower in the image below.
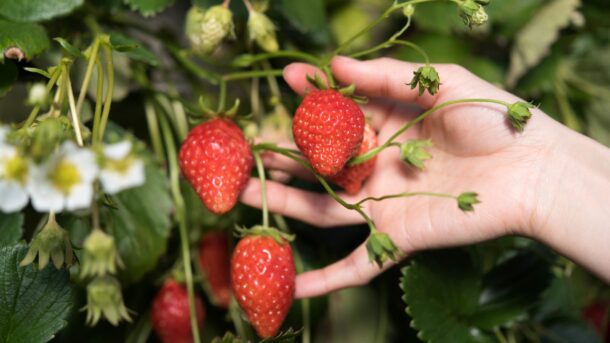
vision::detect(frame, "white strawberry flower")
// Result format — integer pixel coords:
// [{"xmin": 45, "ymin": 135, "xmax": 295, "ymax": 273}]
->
[
  {"xmin": 0, "ymin": 143, "xmax": 30, "ymax": 213},
  {"xmin": 27, "ymin": 141, "xmax": 98, "ymax": 212},
  {"xmin": 99, "ymin": 140, "xmax": 145, "ymax": 194}
]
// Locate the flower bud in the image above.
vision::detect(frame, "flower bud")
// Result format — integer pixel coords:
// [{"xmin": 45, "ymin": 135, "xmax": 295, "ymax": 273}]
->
[
  {"xmin": 402, "ymin": 4, "xmax": 415, "ymax": 18},
  {"xmin": 27, "ymin": 83, "xmax": 48, "ymax": 106},
  {"xmin": 186, "ymin": 5, "xmax": 234, "ymax": 55},
  {"xmin": 20, "ymin": 213, "xmax": 73, "ymax": 270},
  {"xmin": 400, "ymin": 139, "xmax": 433, "ymax": 170},
  {"xmin": 81, "ymin": 229, "xmax": 123, "ymax": 278},
  {"xmin": 407, "ymin": 66, "xmax": 441, "ymax": 96},
  {"xmin": 507, "ymin": 102, "xmax": 534, "ymax": 131},
  {"xmin": 84, "ymin": 276, "xmax": 132, "ymax": 326},
  {"xmin": 457, "ymin": 192, "xmax": 480, "ymax": 212},
  {"xmin": 366, "ymin": 231, "xmax": 400, "ymax": 268},
  {"xmin": 458, "ymin": 0, "xmax": 488, "ymax": 27},
  {"xmin": 248, "ymin": 10, "xmax": 279, "ymax": 53}
]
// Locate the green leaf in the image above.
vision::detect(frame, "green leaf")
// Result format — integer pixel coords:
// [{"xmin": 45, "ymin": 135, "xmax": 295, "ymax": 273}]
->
[
  {"xmin": 109, "ymin": 32, "xmax": 159, "ymax": 66},
  {"xmin": 53, "ymin": 37, "xmax": 85, "ymax": 59},
  {"xmin": 471, "ymin": 252, "xmax": 552, "ymax": 329},
  {"xmin": 401, "ymin": 250, "xmax": 494, "ymax": 343},
  {"xmin": 0, "ymin": 0, "xmax": 83, "ymax": 22},
  {"xmin": 124, "ymin": 0, "xmax": 176, "ymax": 17},
  {"xmin": 102, "ymin": 155, "xmax": 172, "ymax": 284},
  {"xmin": 0, "ymin": 212, "xmax": 23, "ymax": 246},
  {"xmin": 0, "ymin": 19, "xmax": 50, "ymax": 62},
  {"xmin": 211, "ymin": 332, "xmax": 246, "ymax": 343},
  {"xmin": 506, "ymin": 0, "xmax": 581, "ymax": 86},
  {"xmin": 260, "ymin": 328, "xmax": 302, "ymax": 343},
  {"xmin": 0, "ymin": 243, "xmax": 74, "ymax": 343},
  {"xmin": 0, "ymin": 60, "xmax": 17, "ymax": 97},
  {"xmin": 276, "ymin": 0, "xmax": 330, "ymax": 45}
]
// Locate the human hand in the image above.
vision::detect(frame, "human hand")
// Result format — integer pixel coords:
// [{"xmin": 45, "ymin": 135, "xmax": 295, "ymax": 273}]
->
[{"xmin": 241, "ymin": 56, "xmax": 610, "ymax": 298}]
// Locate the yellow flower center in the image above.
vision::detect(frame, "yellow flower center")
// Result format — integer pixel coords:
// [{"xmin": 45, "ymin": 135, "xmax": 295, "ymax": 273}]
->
[
  {"xmin": 4, "ymin": 155, "xmax": 28, "ymax": 184},
  {"xmin": 105, "ymin": 156, "xmax": 133, "ymax": 174},
  {"xmin": 50, "ymin": 159, "xmax": 80, "ymax": 194}
]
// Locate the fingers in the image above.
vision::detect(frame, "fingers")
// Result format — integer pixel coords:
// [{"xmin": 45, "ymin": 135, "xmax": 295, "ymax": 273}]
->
[
  {"xmin": 295, "ymin": 243, "xmax": 395, "ymax": 298},
  {"xmin": 330, "ymin": 56, "xmax": 522, "ymax": 107},
  {"xmin": 240, "ymin": 178, "xmax": 364, "ymax": 227}
]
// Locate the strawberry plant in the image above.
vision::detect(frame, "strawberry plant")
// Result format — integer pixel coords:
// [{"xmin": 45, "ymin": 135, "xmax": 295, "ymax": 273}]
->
[{"xmin": 0, "ymin": 0, "xmax": 609, "ymax": 342}]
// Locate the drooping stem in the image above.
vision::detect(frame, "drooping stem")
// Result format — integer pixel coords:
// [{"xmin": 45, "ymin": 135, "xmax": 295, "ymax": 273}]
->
[
  {"xmin": 253, "ymin": 151, "xmax": 269, "ymax": 228},
  {"xmin": 223, "ymin": 69, "xmax": 284, "ymax": 81},
  {"xmin": 217, "ymin": 79, "xmax": 227, "ymax": 112},
  {"xmin": 92, "ymin": 60, "xmax": 104, "ymax": 144},
  {"xmin": 233, "ymin": 50, "xmax": 322, "ymax": 67},
  {"xmin": 76, "ymin": 37, "xmax": 100, "ymax": 115},
  {"xmin": 158, "ymin": 111, "xmax": 201, "ymax": 343},
  {"xmin": 349, "ymin": 98, "xmax": 511, "ymax": 165},
  {"xmin": 65, "ymin": 67, "xmax": 85, "ymax": 146},
  {"xmin": 354, "ymin": 191, "xmax": 457, "ymax": 207},
  {"xmin": 393, "ymin": 40, "xmax": 430, "ymax": 65},
  {"xmin": 349, "ymin": 16, "xmax": 413, "ymax": 59},
  {"xmin": 144, "ymin": 100, "xmax": 166, "ymax": 164},
  {"xmin": 262, "ymin": 60, "xmax": 282, "ymax": 101},
  {"xmin": 97, "ymin": 44, "xmax": 114, "ymax": 144}
]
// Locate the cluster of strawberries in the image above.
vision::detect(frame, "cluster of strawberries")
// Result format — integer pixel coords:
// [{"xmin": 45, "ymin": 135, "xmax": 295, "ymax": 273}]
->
[{"xmin": 151, "ymin": 87, "xmax": 375, "ymax": 341}]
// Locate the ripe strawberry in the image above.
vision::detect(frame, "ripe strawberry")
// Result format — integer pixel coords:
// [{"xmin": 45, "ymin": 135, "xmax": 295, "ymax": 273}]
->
[
  {"xmin": 231, "ymin": 231, "xmax": 295, "ymax": 338},
  {"xmin": 293, "ymin": 89, "xmax": 365, "ymax": 176},
  {"xmin": 179, "ymin": 118, "xmax": 253, "ymax": 215},
  {"xmin": 151, "ymin": 279, "xmax": 205, "ymax": 343},
  {"xmin": 198, "ymin": 231, "xmax": 231, "ymax": 309},
  {"xmin": 328, "ymin": 122, "xmax": 378, "ymax": 194}
]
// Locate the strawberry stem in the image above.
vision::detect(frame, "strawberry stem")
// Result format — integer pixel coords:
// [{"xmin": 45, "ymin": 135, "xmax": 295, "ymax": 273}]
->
[
  {"xmin": 253, "ymin": 151, "xmax": 269, "ymax": 228},
  {"xmin": 158, "ymin": 110, "xmax": 202, "ymax": 343},
  {"xmin": 349, "ymin": 98, "xmax": 511, "ymax": 165},
  {"xmin": 22, "ymin": 67, "xmax": 62, "ymax": 128}
]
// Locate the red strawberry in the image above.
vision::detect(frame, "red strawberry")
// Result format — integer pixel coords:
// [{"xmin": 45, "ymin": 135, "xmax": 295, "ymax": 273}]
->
[
  {"xmin": 582, "ymin": 300, "xmax": 609, "ymax": 338},
  {"xmin": 151, "ymin": 279, "xmax": 205, "ymax": 343},
  {"xmin": 293, "ymin": 89, "xmax": 365, "ymax": 176},
  {"xmin": 198, "ymin": 231, "xmax": 231, "ymax": 309},
  {"xmin": 328, "ymin": 122, "xmax": 378, "ymax": 194},
  {"xmin": 231, "ymin": 231, "xmax": 295, "ymax": 338},
  {"xmin": 179, "ymin": 118, "xmax": 253, "ymax": 215}
]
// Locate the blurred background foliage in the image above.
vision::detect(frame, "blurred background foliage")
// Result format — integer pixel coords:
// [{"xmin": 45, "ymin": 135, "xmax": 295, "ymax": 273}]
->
[{"xmin": 1, "ymin": 0, "xmax": 609, "ymax": 342}]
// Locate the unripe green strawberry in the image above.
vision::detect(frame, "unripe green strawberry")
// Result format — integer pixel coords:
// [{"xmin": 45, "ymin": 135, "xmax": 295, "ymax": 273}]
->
[
  {"xmin": 186, "ymin": 5, "xmax": 234, "ymax": 55},
  {"xmin": 231, "ymin": 229, "xmax": 295, "ymax": 338},
  {"xmin": 293, "ymin": 89, "xmax": 365, "ymax": 176},
  {"xmin": 198, "ymin": 231, "xmax": 231, "ymax": 309},
  {"xmin": 328, "ymin": 122, "xmax": 377, "ymax": 194},
  {"xmin": 152, "ymin": 279, "xmax": 205, "ymax": 343},
  {"xmin": 247, "ymin": 10, "xmax": 279, "ymax": 52},
  {"xmin": 179, "ymin": 118, "xmax": 253, "ymax": 215}
]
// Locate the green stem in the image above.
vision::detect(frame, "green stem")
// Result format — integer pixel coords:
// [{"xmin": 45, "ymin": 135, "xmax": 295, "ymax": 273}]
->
[
  {"xmin": 217, "ymin": 79, "xmax": 227, "ymax": 112},
  {"xmin": 393, "ymin": 40, "xmax": 430, "ymax": 64},
  {"xmin": 349, "ymin": 16, "xmax": 413, "ymax": 59},
  {"xmin": 349, "ymin": 98, "xmax": 510, "ymax": 165},
  {"xmin": 65, "ymin": 67, "xmax": 84, "ymax": 146},
  {"xmin": 76, "ymin": 37, "xmax": 100, "ymax": 115},
  {"xmin": 354, "ymin": 191, "xmax": 457, "ymax": 207},
  {"xmin": 223, "ymin": 69, "xmax": 284, "ymax": 81},
  {"xmin": 253, "ymin": 151, "xmax": 269, "ymax": 228},
  {"xmin": 23, "ymin": 67, "xmax": 61, "ymax": 127},
  {"xmin": 144, "ymin": 100, "xmax": 166, "ymax": 164},
  {"xmin": 234, "ymin": 50, "xmax": 321, "ymax": 67},
  {"xmin": 262, "ymin": 60, "xmax": 282, "ymax": 101},
  {"xmin": 92, "ymin": 60, "xmax": 104, "ymax": 144},
  {"xmin": 97, "ymin": 44, "xmax": 114, "ymax": 144},
  {"xmin": 158, "ymin": 112, "xmax": 201, "ymax": 343},
  {"xmin": 250, "ymin": 67, "xmax": 261, "ymax": 121},
  {"xmin": 169, "ymin": 47, "xmax": 220, "ymax": 85}
]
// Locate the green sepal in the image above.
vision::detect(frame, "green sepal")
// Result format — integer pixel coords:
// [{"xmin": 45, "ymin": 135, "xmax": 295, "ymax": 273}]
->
[
  {"xmin": 234, "ymin": 225, "xmax": 295, "ymax": 245},
  {"xmin": 305, "ymin": 73, "xmax": 328, "ymax": 90},
  {"xmin": 20, "ymin": 214, "xmax": 74, "ymax": 270},
  {"xmin": 507, "ymin": 101, "xmax": 534, "ymax": 132},
  {"xmin": 407, "ymin": 65, "xmax": 441, "ymax": 96},
  {"xmin": 400, "ymin": 139, "xmax": 433, "ymax": 170},
  {"xmin": 457, "ymin": 192, "xmax": 480, "ymax": 212},
  {"xmin": 365, "ymin": 231, "xmax": 400, "ymax": 268}
]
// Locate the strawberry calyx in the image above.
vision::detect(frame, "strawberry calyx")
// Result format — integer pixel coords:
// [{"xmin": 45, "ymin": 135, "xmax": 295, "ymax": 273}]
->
[
  {"xmin": 195, "ymin": 96, "xmax": 241, "ymax": 120},
  {"xmin": 305, "ymin": 73, "xmax": 368, "ymax": 104},
  {"xmin": 234, "ymin": 225, "xmax": 295, "ymax": 244}
]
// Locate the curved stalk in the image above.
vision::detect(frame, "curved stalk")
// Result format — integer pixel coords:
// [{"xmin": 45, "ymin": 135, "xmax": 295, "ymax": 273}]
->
[
  {"xmin": 234, "ymin": 50, "xmax": 321, "ymax": 67},
  {"xmin": 253, "ymin": 151, "xmax": 269, "ymax": 228},
  {"xmin": 23, "ymin": 67, "xmax": 62, "ymax": 127},
  {"xmin": 349, "ymin": 98, "xmax": 510, "ymax": 165},
  {"xmin": 158, "ymin": 111, "xmax": 201, "ymax": 343},
  {"xmin": 97, "ymin": 44, "xmax": 114, "ymax": 144},
  {"xmin": 76, "ymin": 37, "xmax": 100, "ymax": 115}
]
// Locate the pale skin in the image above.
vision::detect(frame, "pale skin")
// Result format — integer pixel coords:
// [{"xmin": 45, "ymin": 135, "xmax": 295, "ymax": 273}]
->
[{"xmin": 241, "ymin": 56, "xmax": 610, "ymax": 298}]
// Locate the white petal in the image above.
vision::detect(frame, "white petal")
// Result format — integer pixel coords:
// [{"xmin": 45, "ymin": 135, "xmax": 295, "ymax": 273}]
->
[
  {"xmin": 0, "ymin": 144, "xmax": 16, "ymax": 162},
  {"xmin": 27, "ymin": 163, "xmax": 65, "ymax": 212},
  {"xmin": 59, "ymin": 140, "xmax": 78, "ymax": 154},
  {"xmin": 67, "ymin": 148, "xmax": 98, "ymax": 182},
  {"xmin": 0, "ymin": 181, "xmax": 28, "ymax": 212},
  {"xmin": 103, "ymin": 141, "xmax": 132, "ymax": 160},
  {"xmin": 99, "ymin": 159, "xmax": 145, "ymax": 194},
  {"xmin": 65, "ymin": 182, "xmax": 93, "ymax": 211},
  {"xmin": 0, "ymin": 126, "xmax": 8, "ymax": 144}
]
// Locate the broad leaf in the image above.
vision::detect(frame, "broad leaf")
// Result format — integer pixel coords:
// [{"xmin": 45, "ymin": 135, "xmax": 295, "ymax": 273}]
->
[
  {"xmin": 276, "ymin": 0, "xmax": 330, "ymax": 45},
  {"xmin": 0, "ymin": 60, "xmax": 17, "ymax": 97},
  {"xmin": 124, "ymin": 0, "xmax": 176, "ymax": 17},
  {"xmin": 109, "ymin": 32, "xmax": 159, "ymax": 66},
  {"xmin": 507, "ymin": 0, "xmax": 581, "ymax": 86},
  {"xmin": 0, "ymin": 212, "xmax": 23, "ymax": 246},
  {"xmin": 0, "ymin": 0, "xmax": 83, "ymax": 22},
  {"xmin": 0, "ymin": 19, "xmax": 49, "ymax": 62},
  {"xmin": 401, "ymin": 250, "xmax": 494, "ymax": 343},
  {"xmin": 102, "ymin": 156, "xmax": 172, "ymax": 284},
  {"xmin": 0, "ymin": 244, "xmax": 74, "ymax": 343}
]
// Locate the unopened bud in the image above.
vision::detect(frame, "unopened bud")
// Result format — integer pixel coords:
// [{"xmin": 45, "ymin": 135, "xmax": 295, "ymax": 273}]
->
[
  {"xmin": 186, "ymin": 5, "xmax": 234, "ymax": 55},
  {"xmin": 248, "ymin": 10, "xmax": 279, "ymax": 52}
]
